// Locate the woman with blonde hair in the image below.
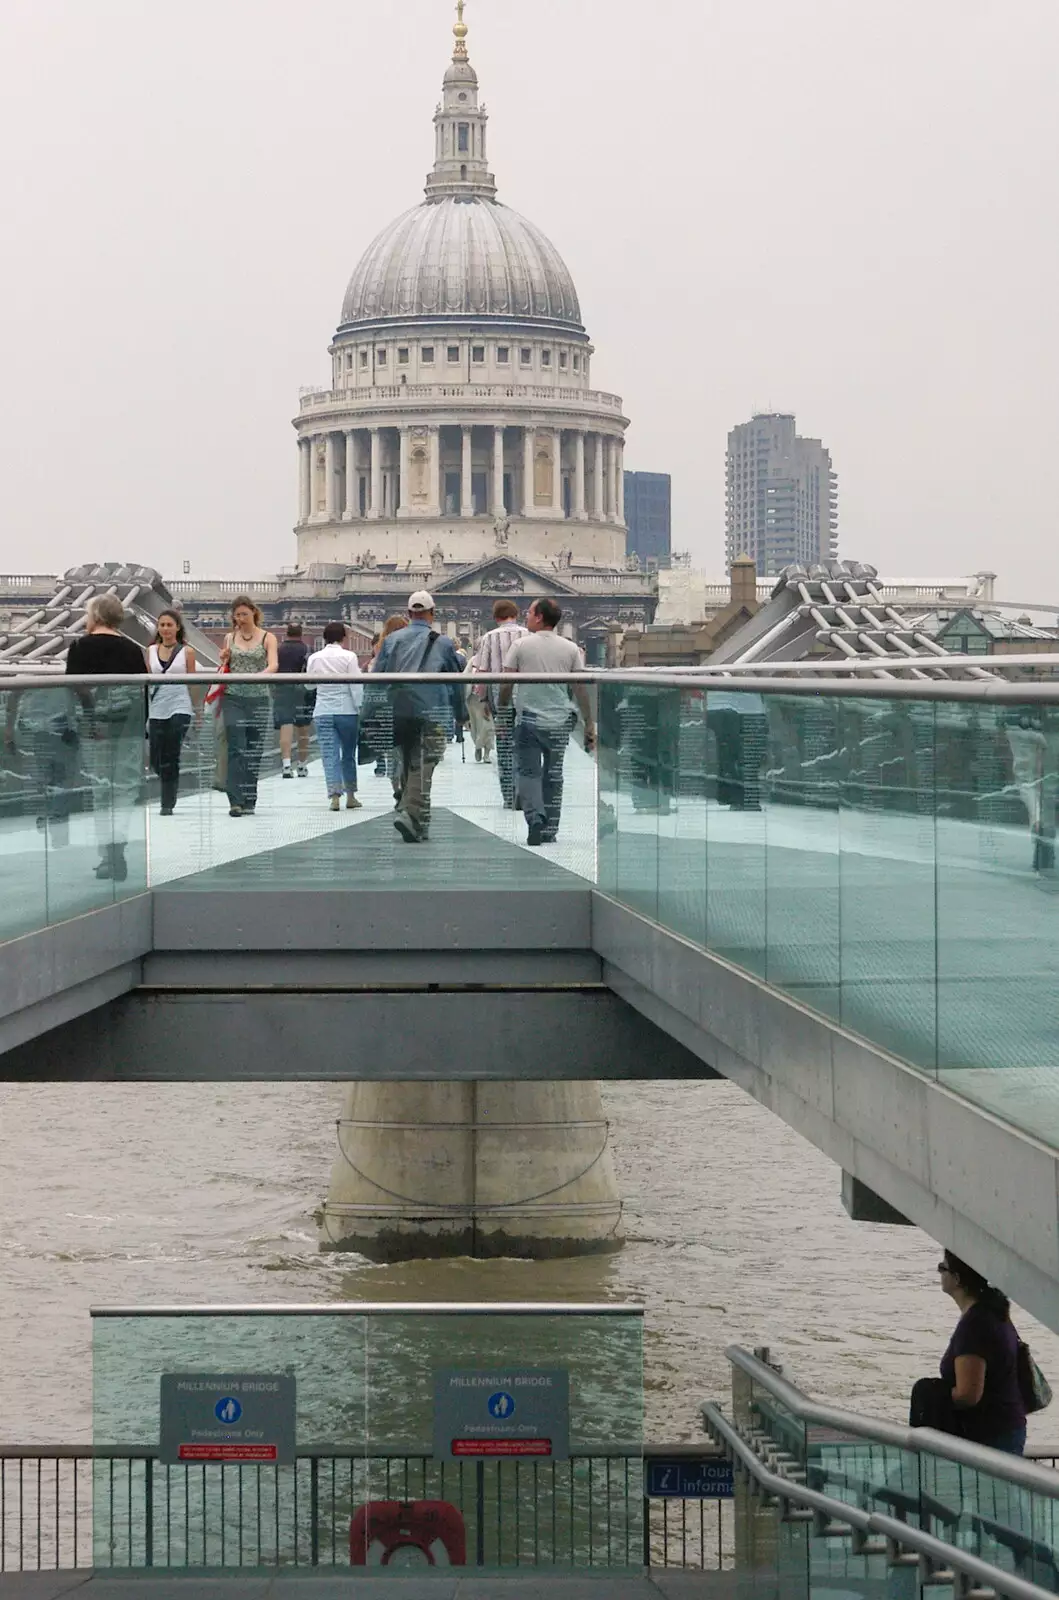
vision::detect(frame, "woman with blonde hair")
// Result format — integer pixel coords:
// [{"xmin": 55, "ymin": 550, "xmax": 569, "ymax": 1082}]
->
[{"xmin": 219, "ymin": 596, "xmax": 278, "ymax": 817}]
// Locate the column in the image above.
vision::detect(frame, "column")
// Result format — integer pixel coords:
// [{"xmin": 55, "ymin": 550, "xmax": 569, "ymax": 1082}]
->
[
  {"xmin": 552, "ymin": 429, "xmax": 564, "ymax": 513},
  {"xmin": 574, "ymin": 431, "xmax": 586, "ymax": 520},
  {"xmin": 606, "ymin": 437, "xmax": 617, "ymax": 522},
  {"xmin": 492, "ymin": 426, "xmax": 505, "ymax": 514},
  {"xmin": 398, "ymin": 427, "xmax": 410, "ymax": 515},
  {"xmin": 594, "ymin": 433, "xmax": 605, "ymax": 518},
  {"xmin": 522, "ymin": 426, "xmax": 535, "ymax": 514},
  {"xmin": 461, "ymin": 426, "xmax": 474, "ymax": 517},
  {"xmin": 343, "ymin": 430, "xmax": 357, "ymax": 519},
  {"xmin": 617, "ymin": 439, "xmax": 625, "ymax": 525},
  {"xmin": 429, "ymin": 426, "xmax": 442, "ymax": 516},
  {"xmin": 325, "ymin": 432, "xmax": 339, "ymax": 521},
  {"xmin": 369, "ymin": 428, "xmax": 382, "ymax": 519},
  {"xmin": 298, "ymin": 437, "xmax": 311, "ymax": 523}
]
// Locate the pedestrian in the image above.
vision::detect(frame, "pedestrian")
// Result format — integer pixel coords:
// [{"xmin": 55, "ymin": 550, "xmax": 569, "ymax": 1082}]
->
[
  {"xmin": 3, "ymin": 682, "xmax": 79, "ymax": 846},
  {"xmin": 274, "ymin": 623, "xmax": 312, "ymax": 778},
  {"xmin": 147, "ymin": 609, "xmax": 198, "ymax": 816},
  {"xmin": 469, "ymin": 600, "xmax": 528, "ymax": 806},
  {"xmin": 372, "ymin": 591, "xmax": 466, "ymax": 844},
  {"xmin": 932, "ymin": 1251, "xmax": 1028, "ymax": 1454},
  {"xmin": 219, "ymin": 597, "xmax": 279, "ymax": 818},
  {"xmin": 499, "ymin": 598, "xmax": 595, "ymax": 848},
  {"xmin": 367, "ymin": 614, "xmax": 409, "ymax": 801},
  {"xmin": 65, "ymin": 594, "xmax": 148, "ymax": 882},
  {"xmin": 464, "ymin": 674, "xmax": 496, "ymax": 764},
  {"xmin": 307, "ymin": 622, "xmax": 364, "ymax": 812}
]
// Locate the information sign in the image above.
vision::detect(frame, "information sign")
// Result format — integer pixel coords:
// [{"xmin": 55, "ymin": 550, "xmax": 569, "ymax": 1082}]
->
[
  {"xmin": 433, "ymin": 1369, "xmax": 569, "ymax": 1462},
  {"xmin": 646, "ymin": 1458, "xmax": 734, "ymax": 1499},
  {"xmin": 159, "ymin": 1374, "xmax": 296, "ymax": 1466}
]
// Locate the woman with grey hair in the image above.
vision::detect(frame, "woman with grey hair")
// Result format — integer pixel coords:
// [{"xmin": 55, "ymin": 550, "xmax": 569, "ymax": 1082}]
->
[{"xmin": 65, "ymin": 594, "xmax": 148, "ymax": 882}]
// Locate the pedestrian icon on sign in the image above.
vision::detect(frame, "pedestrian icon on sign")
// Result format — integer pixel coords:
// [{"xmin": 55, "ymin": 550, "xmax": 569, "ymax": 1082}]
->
[
  {"xmin": 488, "ymin": 1392, "xmax": 515, "ymax": 1419},
  {"xmin": 215, "ymin": 1397, "xmax": 242, "ymax": 1424}
]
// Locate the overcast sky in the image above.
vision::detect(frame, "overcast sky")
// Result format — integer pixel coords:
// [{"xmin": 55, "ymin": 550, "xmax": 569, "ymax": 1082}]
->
[{"xmin": 0, "ymin": 0, "xmax": 1056, "ymax": 594}]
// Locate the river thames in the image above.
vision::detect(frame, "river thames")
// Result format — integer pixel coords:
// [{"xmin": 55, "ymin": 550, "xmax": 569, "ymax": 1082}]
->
[{"xmin": 3, "ymin": 1077, "xmax": 1058, "ymax": 1449}]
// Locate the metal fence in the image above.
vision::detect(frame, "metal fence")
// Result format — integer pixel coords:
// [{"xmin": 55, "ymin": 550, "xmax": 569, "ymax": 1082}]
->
[{"xmin": 0, "ymin": 1446, "xmax": 732, "ymax": 1574}]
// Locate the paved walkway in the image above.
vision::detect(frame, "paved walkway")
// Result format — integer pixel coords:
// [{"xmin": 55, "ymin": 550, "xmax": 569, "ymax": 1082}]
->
[{"xmin": 0, "ymin": 1569, "xmax": 733, "ymax": 1598}]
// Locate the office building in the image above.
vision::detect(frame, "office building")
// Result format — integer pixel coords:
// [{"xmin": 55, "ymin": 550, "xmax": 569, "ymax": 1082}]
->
[
  {"xmin": 725, "ymin": 413, "xmax": 838, "ymax": 574},
  {"xmin": 623, "ymin": 471, "xmax": 672, "ymax": 568}
]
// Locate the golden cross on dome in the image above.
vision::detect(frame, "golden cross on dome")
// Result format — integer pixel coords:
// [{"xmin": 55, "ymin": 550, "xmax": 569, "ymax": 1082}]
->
[{"xmin": 453, "ymin": 0, "xmax": 469, "ymax": 58}]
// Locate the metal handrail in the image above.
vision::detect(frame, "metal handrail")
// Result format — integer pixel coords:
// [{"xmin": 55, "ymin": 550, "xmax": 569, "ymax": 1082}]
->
[
  {"xmin": 703, "ymin": 1403, "xmax": 1055, "ymax": 1600},
  {"xmin": 4, "ymin": 670, "xmax": 1059, "ymax": 702},
  {"xmin": 88, "ymin": 1300, "xmax": 642, "ymax": 1317},
  {"xmin": 723, "ymin": 1345, "xmax": 1059, "ymax": 1499}
]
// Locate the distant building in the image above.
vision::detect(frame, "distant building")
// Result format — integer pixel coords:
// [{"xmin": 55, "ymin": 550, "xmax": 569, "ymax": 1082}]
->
[
  {"xmin": 624, "ymin": 471, "xmax": 672, "ymax": 568},
  {"xmin": 725, "ymin": 414, "xmax": 838, "ymax": 575}
]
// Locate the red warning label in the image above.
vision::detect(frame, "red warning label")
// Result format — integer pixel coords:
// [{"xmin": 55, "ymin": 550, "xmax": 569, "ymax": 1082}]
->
[
  {"xmin": 451, "ymin": 1439, "xmax": 552, "ymax": 1458},
  {"xmin": 178, "ymin": 1444, "xmax": 278, "ymax": 1463}
]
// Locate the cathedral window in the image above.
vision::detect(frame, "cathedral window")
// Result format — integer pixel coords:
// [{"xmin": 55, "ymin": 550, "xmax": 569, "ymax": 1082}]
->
[
  {"xmin": 422, "ymin": 346, "xmax": 435, "ymax": 364},
  {"xmin": 541, "ymin": 349, "xmax": 552, "ymax": 367},
  {"xmin": 360, "ymin": 351, "xmax": 368, "ymax": 369},
  {"xmin": 472, "ymin": 345, "xmax": 485, "ymax": 363},
  {"xmin": 497, "ymin": 346, "xmax": 510, "ymax": 364},
  {"xmin": 559, "ymin": 351, "xmax": 568, "ymax": 370},
  {"xmin": 345, "ymin": 352, "xmax": 353, "ymax": 369},
  {"xmin": 573, "ymin": 354, "xmax": 581, "ymax": 372},
  {"xmin": 377, "ymin": 348, "xmax": 388, "ymax": 367},
  {"xmin": 458, "ymin": 123, "xmax": 470, "ymax": 152},
  {"xmin": 447, "ymin": 345, "xmax": 460, "ymax": 363},
  {"xmin": 520, "ymin": 348, "xmax": 532, "ymax": 366},
  {"xmin": 398, "ymin": 347, "xmax": 409, "ymax": 365}
]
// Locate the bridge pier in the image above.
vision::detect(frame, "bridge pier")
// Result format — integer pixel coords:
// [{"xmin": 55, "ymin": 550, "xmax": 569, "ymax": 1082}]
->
[{"xmin": 318, "ymin": 1080, "xmax": 624, "ymax": 1260}]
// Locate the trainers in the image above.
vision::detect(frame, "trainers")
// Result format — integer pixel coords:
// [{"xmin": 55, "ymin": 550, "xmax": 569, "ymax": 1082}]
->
[
  {"xmin": 346, "ymin": 793, "xmax": 363, "ymax": 810},
  {"xmin": 527, "ymin": 824, "xmax": 544, "ymax": 847},
  {"xmin": 296, "ymin": 764, "xmax": 309, "ymax": 778},
  {"xmin": 330, "ymin": 794, "xmax": 341, "ymax": 812},
  {"xmin": 282, "ymin": 766, "xmax": 293, "ymax": 779},
  {"xmin": 393, "ymin": 812, "xmax": 421, "ymax": 844},
  {"xmin": 475, "ymin": 747, "xmax": 483, "ymax": 763},
  {"xmin": 229, "ymin": 805, "xmax": 244, "ymax": 818}
]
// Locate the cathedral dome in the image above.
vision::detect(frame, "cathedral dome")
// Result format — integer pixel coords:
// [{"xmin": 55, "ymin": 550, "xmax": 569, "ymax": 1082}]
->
[{"xmin": 339, "ymin": 197, "xmax": 583, "ymax": 332}]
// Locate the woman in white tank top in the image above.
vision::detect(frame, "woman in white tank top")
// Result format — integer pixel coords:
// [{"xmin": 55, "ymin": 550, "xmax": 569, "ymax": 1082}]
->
[{"xmin": 148, "ymin": 610, "xmax": 197, "ymax": 815}]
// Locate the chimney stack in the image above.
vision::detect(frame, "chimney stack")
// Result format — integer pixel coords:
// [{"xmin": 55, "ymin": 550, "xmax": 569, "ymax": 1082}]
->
[{"xmin": 730, "ymin": 554, "xmax": 757, "ymax": 608}]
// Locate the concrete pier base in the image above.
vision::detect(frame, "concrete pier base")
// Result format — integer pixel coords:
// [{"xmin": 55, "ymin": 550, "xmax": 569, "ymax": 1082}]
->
[{"xmin": 318, "ymin": 1080, "xmax": 624, "ymax": 1260}]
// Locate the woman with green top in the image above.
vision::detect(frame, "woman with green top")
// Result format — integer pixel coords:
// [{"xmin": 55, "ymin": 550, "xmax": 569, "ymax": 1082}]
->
[{"xmin": 219, "ymin": 596, "xmax": 278, "ymax": 817}]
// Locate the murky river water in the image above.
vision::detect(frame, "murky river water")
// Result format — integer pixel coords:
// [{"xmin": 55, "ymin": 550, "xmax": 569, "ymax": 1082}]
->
[{"xmin": 2, "ymin": 1079, "xmax": 1058, "ymax": 1449}]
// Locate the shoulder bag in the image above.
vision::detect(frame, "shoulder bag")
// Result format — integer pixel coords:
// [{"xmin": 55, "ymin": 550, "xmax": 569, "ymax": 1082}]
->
[{"xmin": 1017, "ymin": 1341, "xmax": 1053, "ymax": 1413}]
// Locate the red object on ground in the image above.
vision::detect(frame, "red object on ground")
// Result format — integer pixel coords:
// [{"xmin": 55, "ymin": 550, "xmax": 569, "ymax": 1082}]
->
[
  {"xmin": 452, "ymin": 1438, "xmax": 552, "ymax": 1457},
  {"xmin": 178, "ymin": 1444, "xmax": 277, "ymax": 1463},
  {"xmin": 350, "ymin": 1500, "xmax": 466, "ymax": 1567}
]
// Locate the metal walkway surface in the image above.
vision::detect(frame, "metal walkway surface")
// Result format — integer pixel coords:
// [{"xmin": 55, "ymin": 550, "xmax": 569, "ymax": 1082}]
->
[{"xmin": 0, "ymin": 1571, "xmax": 728, "ymax": 1598}]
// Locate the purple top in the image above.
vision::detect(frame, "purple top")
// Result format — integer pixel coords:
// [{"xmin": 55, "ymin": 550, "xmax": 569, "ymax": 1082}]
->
[{"xmin": 940, "ymin": 1304, "xmax": 1026, "ymax": 1443}]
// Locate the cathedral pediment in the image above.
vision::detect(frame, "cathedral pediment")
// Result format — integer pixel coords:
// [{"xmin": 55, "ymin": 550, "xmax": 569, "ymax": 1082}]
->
[{"xmin": 432, "ymin": 555, "xmax": 581, "ymax": 598}]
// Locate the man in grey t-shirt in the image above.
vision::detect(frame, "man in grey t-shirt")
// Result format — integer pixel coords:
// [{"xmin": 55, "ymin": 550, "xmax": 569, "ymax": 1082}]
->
[{"xmin": 500, "ymin": 599, "xmax": 596, "ymax": 847}]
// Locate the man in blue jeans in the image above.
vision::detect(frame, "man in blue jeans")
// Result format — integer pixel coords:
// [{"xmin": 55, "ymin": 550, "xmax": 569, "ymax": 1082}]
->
[
  {"xmin": 373, "ymin": 591, "xmax": 467, "ymax": 843},
  {"xmin": 500, "ymin": 598, "xmax": 596, "ymax": 847}
]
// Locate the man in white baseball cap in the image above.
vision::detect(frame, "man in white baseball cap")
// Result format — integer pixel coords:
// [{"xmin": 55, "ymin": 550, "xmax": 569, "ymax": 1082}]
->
[{"xmin": 372, "ymin": 591, "xmax": 467, "ymax": 842}]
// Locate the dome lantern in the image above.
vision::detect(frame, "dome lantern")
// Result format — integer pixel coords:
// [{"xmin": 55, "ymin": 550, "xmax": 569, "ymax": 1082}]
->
[{"xmin": 426, "ymin": 0, "xmax": 496, "ymax": 201}]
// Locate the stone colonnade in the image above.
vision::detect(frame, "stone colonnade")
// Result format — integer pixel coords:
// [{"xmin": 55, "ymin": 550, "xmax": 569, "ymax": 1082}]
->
[{"xmin": 298, "ymin": 423, "xmax": 625, "ymax": 525}]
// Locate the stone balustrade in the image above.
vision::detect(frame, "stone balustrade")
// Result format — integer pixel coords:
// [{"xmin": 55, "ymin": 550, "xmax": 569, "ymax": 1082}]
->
[{"xmin": 298, "ymin": 383, "xmax": 624, "ymax": 415}]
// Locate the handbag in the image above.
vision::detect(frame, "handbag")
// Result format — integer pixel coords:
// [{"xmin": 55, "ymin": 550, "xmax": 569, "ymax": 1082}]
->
[{"xmin": 1017, "ymin": 1341, "xmax": 1053, "ymax": 1413}]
